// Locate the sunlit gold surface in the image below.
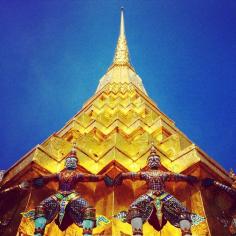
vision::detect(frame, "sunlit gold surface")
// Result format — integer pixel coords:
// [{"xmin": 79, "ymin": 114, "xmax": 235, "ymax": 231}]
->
[{"xmin": 1, "ymin": 8, "xmax": 234, "ymax": 236}]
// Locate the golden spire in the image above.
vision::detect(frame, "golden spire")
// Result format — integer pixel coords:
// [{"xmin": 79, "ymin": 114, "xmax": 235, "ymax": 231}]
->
[
  {"xmin": 96, "ymin": 8, "xmax": 147, "ymax": 95},
  {"xmin": 111, "ymin": 7, "xmax": 133, "ymax": 68}
]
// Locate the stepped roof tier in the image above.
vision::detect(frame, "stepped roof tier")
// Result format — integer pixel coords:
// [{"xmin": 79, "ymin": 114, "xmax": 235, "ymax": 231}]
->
[{"xmin": 0, "ymin": 8, "xmax": 234, "ymax": 236}]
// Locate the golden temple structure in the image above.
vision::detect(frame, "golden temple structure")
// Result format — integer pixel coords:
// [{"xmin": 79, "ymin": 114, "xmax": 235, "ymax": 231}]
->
[{"xmin": 0, "ymin": 9, "xmax": 234, "ymax": 236}]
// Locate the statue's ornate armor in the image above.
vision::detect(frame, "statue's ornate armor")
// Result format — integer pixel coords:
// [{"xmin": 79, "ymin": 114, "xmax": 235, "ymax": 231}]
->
[
  {"xmin": 120, "ymin": 170, "xmax": 202, "ymax": 231},
  {"xmin": 34, "ymin": 169, "xmax": 101, "ymax": 231}
]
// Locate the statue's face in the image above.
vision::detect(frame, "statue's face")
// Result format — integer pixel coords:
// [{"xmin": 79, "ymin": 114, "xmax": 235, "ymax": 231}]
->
[
  {"xmin": 147, "ymin": 155, "xmax": 160, "ymax": 169},
  {"xmin": 65, "ymin": 157, "xmax": 78, "ymax": 170}
]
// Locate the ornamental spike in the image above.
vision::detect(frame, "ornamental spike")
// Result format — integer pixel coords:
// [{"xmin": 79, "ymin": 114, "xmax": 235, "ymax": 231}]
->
[
  {"xmin": 66, "ymin": 142, "xmax": 78, "ymax": 160},
  {"xmin": 112, "ymin": 7, "xmax": 133, "ymax": 68}
]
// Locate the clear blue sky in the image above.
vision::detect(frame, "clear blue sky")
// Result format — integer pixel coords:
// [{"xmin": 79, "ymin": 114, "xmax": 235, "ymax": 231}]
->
[{"xmin": 0, "ymin": 1, "xmax": 235, "ymax": 171}]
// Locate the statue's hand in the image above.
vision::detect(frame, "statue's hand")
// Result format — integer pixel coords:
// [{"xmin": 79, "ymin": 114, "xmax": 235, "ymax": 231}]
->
[
  {"xmin": 114, "ymin": 173, "xmax": 123, "ymax": 186},
  {"xmin": 104, "ymin": 175, "xmax": 113, "ymax": 187},
  {"xmin": 187, "ymin": 175, "xmax": 198, "ymax": 184},
  {"xmin": 32, "ymin": 177, "xmax": 45, "ymax": 188},
  {"xmin": 19, "ymin": 181, "xmax": 30, "ymax": 190},
  {"xmin": 202, "ymin": 178, "xmax": 214, "ymax": 187}
]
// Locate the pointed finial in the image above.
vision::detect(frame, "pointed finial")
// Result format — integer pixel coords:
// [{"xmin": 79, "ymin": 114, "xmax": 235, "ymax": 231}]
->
[
  {"xmin": 110, "ymin": 7, "xmax": 133, "ymax": 69},
  {"xmin": 96, "ymin": 8, "xmax": 148, "ymax": 94},
  {"xmin": 120, "ymin": 7, "xmax": 125, "ymax": 37}
]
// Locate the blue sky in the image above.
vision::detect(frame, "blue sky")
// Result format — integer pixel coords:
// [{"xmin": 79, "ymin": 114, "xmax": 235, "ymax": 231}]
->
[{"xmin": 0, "ymin": 1, "xmax": 235, "ymax": 171}]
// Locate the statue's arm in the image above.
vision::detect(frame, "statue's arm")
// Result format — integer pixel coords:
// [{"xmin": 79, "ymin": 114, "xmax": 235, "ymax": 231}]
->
[
  {"xmin": 0, "ymin": 174, "xmax": 58, "ymax": 193},
  {"xmin": 122, "ymin": 172, "xmax": 142, "ymax": 180},
  {"xmin": 78, "ymin": 173, "xmax": 104, "ymax": 182},
  {"xmin": 202, "ymin": 178, "xmax": 236, "ymax": 197},
  {"xmin": 0, "ymin": 183, "xmax": 27, "ymax": 194},
  {"xmin": 31, "ymin": 173, "xmax": 59, "ymax": 188},
  {"xmin": 114, "ymin": 172, "xmax": 143, "ymax": 186},
  {"xmin": 165, "ymin": 172, "xmax": 198, "ymax": 184},
  {"xmin": 77, "ymin": 173, "xmax": 113, "ymax": 187},
  {"xmin": 215, "ymin": 181, "xmax": 236, "ymax": 196}
]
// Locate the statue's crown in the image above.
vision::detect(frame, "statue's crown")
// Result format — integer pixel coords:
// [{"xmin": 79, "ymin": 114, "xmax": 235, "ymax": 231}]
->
[
  {"xmin": 147, "ymin": 144, "xmax": 160, "ymax": 161},
  {"xmin": 66, "ymin": 143, "xmax": 78, "ymax": 161}
]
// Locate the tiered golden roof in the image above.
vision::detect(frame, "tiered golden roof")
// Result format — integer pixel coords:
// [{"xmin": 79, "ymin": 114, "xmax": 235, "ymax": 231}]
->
[{"xmin": 1, "ymin": 9, "xmax": 234, "ymax": 236}]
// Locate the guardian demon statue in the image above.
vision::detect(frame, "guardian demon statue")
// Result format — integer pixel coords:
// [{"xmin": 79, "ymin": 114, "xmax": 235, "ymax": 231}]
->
[
  {"xmin": 114, "ymin": 145, "xmax": 204, "ymax": 236},
  {"xmin": 17, "ymin": 145, "xmax": 111, "ymax": 236}
]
